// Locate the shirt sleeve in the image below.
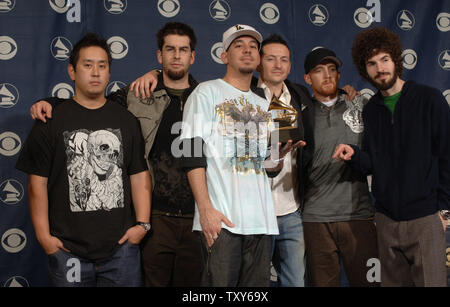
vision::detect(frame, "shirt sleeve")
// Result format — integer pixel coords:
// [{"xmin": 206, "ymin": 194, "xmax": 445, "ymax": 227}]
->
[
  {"xmin": 15, "ymin": 120, "xmax": 53, "ymax": 177},
  {"xmin": 127, "ymin": 116, "xmax": 149, "ymax": 175},
  {"xmin": 179, "ymin": 85, "xmax": 214, "ymax": 168},
  {"xmin": 431, "ymin": 90, "xmax": 450, "ymax": 210}
]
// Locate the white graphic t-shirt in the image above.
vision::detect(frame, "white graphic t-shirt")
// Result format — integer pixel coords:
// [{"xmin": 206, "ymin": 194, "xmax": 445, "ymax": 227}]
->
[{"xmin": 180, "ymin": 79, "xmax": 279, "ymax": 235}]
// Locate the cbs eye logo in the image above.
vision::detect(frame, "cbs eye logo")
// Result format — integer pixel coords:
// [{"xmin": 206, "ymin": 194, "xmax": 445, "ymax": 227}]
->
[
  {"xmin": 210, "ymin": 42, "xmax": 224, "ymax": 64},
  {"xmin": 0, "ymin": 131, "xmax": 21, "ymax": 156},
  {"xmin": 260, "ymin": 3, "xmax": 279, "ymax": 24},
  {"xmin": 1, "ymin": 228, "xmax": 27, "ymax": 253},
  {"xmin": 0, "ymin": 36, "xmax": 17, "ymax": 60},
  {"xmin": 52, "ymin": 83, "xmax": 74, "ymax": 99},
  {"xmin": 49, "ymin": 0, "xmax": 71, "ymax": 13},
  {"xmin": 402, "ymin": 49, "xmax": 418, "ymax": 70},
  {"xmin": 436, "ymin": 12, "xmax": 450, "ymax": 32},
  {"xmin": 158, "ymin": 0, "xmax": 180, "ymax": 18},
  {"xmin": 107, "ymin": 36, "xmax": 128, "ymax": 59}
]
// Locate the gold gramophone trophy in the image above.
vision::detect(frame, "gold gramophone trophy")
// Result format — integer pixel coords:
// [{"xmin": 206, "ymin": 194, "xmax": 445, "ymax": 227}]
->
[{"xmin": 268, "ymin": 95, "xmax": 303, "ymax": 143}]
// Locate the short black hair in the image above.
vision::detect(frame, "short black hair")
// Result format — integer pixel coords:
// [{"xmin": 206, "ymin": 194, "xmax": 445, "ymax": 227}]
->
[
  {"xmin": 69, "ymin": 33, "xmax": 112, "ymax": 71},
  {"xmin": 260, "ymin": 34, "xmax": 290, "ymax": 56},
  {"xmin": 156, "ymin": 22, "xmax": 197, "ymax": 51}
]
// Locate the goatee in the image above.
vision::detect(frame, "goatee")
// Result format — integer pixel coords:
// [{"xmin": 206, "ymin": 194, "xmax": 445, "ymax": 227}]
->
[
  {"xmin": 167, "ymin": 69, "xmax": 186, "ymax": 81},
  {"xmin": 239, "ymin": 67, "xmax": 254, "ymax": 74},
  {"xmin": 369, "ymin": 71, "xmax": 398, "ymax": 91}
]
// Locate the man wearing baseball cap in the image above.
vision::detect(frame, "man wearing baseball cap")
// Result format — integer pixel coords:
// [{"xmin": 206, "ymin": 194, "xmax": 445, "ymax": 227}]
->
[
  {"xmin": 179, "ymin": 24, "xmax": 303, "ymax": 286},
  {"xmin": 301, "ymin": 47, "xmax": 379, "ymax": 286}
]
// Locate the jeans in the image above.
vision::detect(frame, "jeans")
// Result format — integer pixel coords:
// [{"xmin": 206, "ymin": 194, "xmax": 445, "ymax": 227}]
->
[
  {"xmin": 271, "ymin": 210, "xmax": 305, "ymax": 287},
  {"xmin": 47, "ymin": 241, "xmax": 142, "ymax": 287}
]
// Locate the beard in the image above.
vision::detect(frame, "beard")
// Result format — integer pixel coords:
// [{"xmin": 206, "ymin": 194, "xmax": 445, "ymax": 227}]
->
[
  {"xmin": 238, "ymin": 67, "xmax": 254, "ymax": 74},
  {"xmin": 369, "ymin": 70, "xmax": 398, "ymax": 91},
  {"xmin": 313, "ymin": 81, "xmax": 338, "ymax": 97},
  {"xmin": 166, "ymin": 68, "xmax": 187, "ymax": 81}
]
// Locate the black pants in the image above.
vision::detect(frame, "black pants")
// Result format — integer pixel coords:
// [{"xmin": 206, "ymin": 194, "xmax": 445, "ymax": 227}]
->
[
  {"xmin": 199, "ymin": 229, "xmax": 272, "ymax": 287},
  {"xmin": 140, "ymin": 215, "xmax": 203, "ymax": 286}
]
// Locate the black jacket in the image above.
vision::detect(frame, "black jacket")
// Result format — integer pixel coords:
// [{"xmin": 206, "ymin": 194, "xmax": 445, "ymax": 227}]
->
[{"xmin": 350, "ymin": 80, "xmax": 450, "ymax": 221}]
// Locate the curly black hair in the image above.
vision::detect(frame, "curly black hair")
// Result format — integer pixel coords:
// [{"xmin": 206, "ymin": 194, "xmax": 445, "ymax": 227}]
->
[{"xmin": 351, "ymin": 27, "xmax": 403, "ymax": 81}]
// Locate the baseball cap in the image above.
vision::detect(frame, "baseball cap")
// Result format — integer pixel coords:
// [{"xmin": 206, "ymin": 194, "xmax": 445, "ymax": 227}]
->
[
  {"xmin": 222, "ymin": 24, "xmax": 263, "ymax": 51},
  {"xmin": 304, "ymin": 47, "xmax": 342, "ymax": 74}
]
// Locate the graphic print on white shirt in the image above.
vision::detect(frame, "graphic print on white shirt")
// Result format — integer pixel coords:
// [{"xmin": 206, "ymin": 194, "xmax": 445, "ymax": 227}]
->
[
  {"xmin": 64, "ymin": 129, "xmax": 124, "ymax": 212},
  {"xmin": 215, "ymin": 95, "xmax": 272, "ymax": 174}
]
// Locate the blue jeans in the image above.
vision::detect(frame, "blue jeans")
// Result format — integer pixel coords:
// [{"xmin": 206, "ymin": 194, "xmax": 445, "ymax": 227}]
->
[
  {"xmin": 271, "ymin": 210, "xmax": 305, "ymax": 287},
  {"xmin": 47, "ymin": 241, "xmax": 142, "ymax": 287}
]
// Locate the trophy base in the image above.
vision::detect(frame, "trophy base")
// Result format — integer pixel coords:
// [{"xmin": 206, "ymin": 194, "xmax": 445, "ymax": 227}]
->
[{"xmin": 270, "ymin": 127, "xmax": 304, "ymax": 144}]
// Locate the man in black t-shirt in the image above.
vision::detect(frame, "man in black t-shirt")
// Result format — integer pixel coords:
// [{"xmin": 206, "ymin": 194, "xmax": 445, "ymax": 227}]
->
[
  {"xmin": 16, "ymin": 33, "xmax": 151, "ymax": 287},
  {"xmin": 30, "ymin": 23, "xmax": 203, "ymax": 287}
]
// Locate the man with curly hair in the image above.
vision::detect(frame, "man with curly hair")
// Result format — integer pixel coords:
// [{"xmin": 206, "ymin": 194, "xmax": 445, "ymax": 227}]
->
[{"xmin": 333, "ymin": 27, "xmax": 449, "ymax": 286}]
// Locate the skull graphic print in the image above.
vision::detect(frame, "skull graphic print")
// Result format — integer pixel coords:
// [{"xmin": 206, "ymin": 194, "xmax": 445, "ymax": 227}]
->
[{"xmin": 64, "ymin": 129, "xmax": 124, "ymax": 212}]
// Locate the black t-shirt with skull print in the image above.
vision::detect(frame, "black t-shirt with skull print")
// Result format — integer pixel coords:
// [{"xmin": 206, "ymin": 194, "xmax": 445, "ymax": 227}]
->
[{"xmin": 16, "ymin": 99, "xmax": 148, "ymax": 260}]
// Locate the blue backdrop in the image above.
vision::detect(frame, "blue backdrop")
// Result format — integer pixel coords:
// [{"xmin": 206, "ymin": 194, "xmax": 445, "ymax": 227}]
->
[{"xmin": 0, "ymin": 0, "xmax": 449, "ymax": 287}]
